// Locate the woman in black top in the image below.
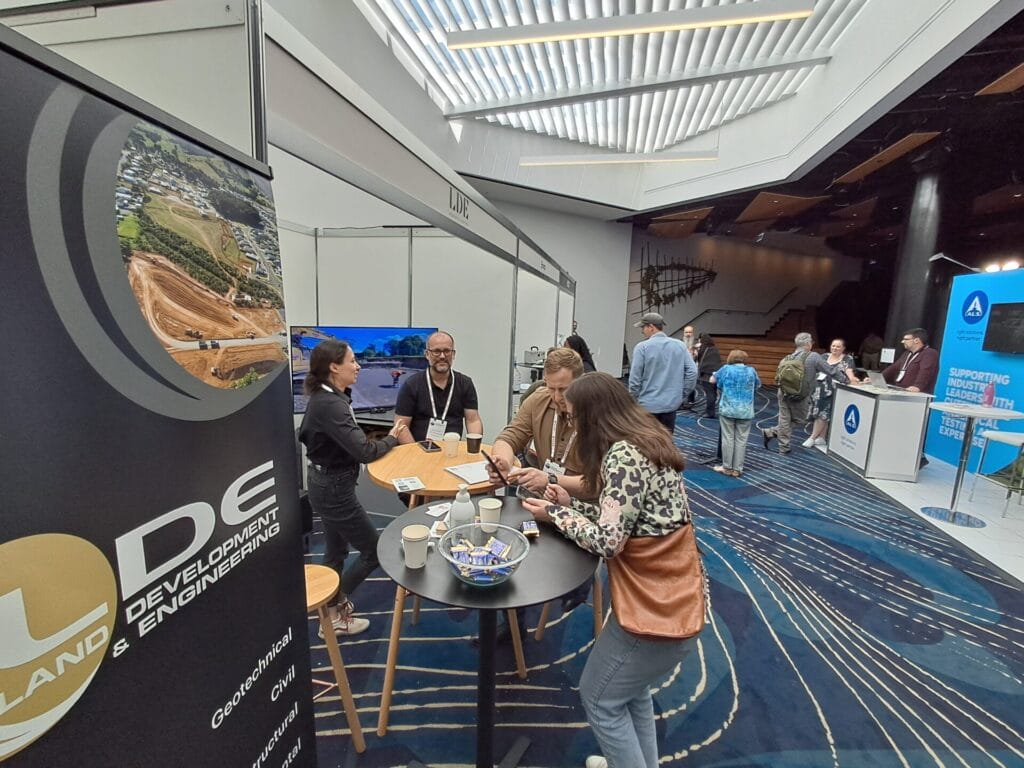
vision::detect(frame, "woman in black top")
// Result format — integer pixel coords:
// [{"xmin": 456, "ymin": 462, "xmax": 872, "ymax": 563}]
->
[
  {"xmin": 695, "ymin": 333, "xmax": 722, "ymax": 418},
  {"xmin": 564, "ymin": 334, "xmax": 596, "ymax": 373},
  {"xmin": 299, "ymin": 339, "xmax": 405, "ymax": 637}
]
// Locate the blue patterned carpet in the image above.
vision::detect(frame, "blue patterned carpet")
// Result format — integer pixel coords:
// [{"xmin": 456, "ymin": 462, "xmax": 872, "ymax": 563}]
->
[{"xmin": 309, "ymin": 388, "xmax": 1024, "ymax": 767}]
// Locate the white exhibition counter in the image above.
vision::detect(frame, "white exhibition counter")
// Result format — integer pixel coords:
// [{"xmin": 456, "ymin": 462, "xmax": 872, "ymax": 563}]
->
[{"xmin": 827, "ymin": 383, "xmax": 934, "ymax": 482}]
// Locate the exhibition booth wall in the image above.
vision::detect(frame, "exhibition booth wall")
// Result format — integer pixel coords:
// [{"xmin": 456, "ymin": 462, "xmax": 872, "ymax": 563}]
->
[
  {"xmin": 927, "ymin": 270, "xmax": 1024, "ymax": 470},
  {"xmin": 0, "ymin": 26, "xmax": 315, "ymax": 766}
]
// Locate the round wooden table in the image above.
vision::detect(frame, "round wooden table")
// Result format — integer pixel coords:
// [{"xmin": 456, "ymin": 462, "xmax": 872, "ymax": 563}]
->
[{"xmin": 366, "ymin": 440, "xmax": 506, "ymax": 507}]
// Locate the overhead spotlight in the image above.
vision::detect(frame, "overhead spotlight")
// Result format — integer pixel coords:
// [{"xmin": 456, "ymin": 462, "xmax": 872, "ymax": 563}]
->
[
  {"xmin": 984, "ymin": 264, "xmax": 1001, "ymax": 273},
  {"xmin": 1002, "ymin": 260, "xmax": 1020, "ymax": 271}
]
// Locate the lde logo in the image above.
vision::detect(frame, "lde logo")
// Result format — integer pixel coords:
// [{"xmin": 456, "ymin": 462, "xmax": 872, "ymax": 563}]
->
[
  {"xmin": 962, "ymin": 290, "xmax": 989, "ymax": 325},
  {"xmin": 0, "ymin": 534, "xmax": 117, "ymax": 761},
  {"xmin": 844, "ymin": 404, "xmax": 860, "ymax": 435}
]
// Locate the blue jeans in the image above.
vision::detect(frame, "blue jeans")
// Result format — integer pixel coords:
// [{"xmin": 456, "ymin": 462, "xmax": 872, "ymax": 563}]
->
[
  {"xmin": 307, "ymin": 466, "xmax": 380, "ymax": 606},
  {"xmin": 580, "ymin": 613, "xmax": 697, "ymax": 768}
]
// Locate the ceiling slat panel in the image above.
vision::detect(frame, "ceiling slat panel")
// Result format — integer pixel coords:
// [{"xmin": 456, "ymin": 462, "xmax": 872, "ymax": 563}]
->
[{"xmin": 365, "ymin": 0, "xmax": 851, "ymax": 152}]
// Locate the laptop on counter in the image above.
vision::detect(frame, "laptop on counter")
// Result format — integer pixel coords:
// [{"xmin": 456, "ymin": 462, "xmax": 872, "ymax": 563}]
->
[{"xmin": 867, "ymin": 371, "xmax": 909, "ymax": 391}]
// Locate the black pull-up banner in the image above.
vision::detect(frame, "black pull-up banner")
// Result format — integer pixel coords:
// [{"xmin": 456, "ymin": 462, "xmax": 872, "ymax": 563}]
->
[{"xmin": 0, "ymin": 37, "xmax": 316, "ymax": 767}]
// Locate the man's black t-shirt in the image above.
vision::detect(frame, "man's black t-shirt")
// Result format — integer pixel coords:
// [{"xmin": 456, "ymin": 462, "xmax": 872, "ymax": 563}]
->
[{"xmin": 395, "ymin": 370, "xmax": 479, "ymax": 441}]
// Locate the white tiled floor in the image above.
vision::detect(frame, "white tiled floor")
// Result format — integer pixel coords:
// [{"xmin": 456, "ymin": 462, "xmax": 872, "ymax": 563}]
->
[{"xmin": 857, "ymin": 452, "xmax": 1024, "ymax": 583}]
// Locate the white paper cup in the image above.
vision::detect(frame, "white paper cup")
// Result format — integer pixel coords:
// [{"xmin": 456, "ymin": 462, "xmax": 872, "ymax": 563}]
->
[
  {"xmin": 402, "ymin": 524, "xmax": 430, "ymax": 569},
  {"xmin": 443, "ymin": 432, "xmax": 460, "ymax": 458},
  {"xmin": 477, "ymin": 497, "xmax": 502, "ymax": 533}
]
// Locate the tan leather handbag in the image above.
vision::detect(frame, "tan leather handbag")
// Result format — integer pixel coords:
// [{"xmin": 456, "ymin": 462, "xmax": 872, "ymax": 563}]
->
[{"xmin": 607, "ymin": 522, "xmax": 707, "ymax": 639}]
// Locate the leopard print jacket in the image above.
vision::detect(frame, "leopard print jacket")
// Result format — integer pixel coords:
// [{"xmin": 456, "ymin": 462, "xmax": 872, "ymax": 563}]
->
[{"xmin": 547, "ymin": 440, "xmax": 692, "ymax": 559}]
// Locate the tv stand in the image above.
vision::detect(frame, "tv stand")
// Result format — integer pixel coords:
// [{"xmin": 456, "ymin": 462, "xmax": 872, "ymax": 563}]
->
[{"xmin": 356, "ymin": 408, "xmax": 397, "ymax": 428}]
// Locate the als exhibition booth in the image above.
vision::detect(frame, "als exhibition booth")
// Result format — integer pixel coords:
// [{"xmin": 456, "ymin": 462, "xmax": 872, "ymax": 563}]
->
[
  {"xmin": 927, "ymin": 271, "xmax": 1024, "ymax": 473},
  {"xmin": 0, "ymin": 27, "xmax": 316, "ymax": 767}
]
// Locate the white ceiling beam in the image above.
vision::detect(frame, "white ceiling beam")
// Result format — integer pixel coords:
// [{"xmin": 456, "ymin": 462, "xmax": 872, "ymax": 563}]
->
[
  {"xmin": 520, "ymin": 149, "xmax": 718, "ymax": 167},
  {"xmin": 444, "ymin": 50, "xmax": 829, "ymax": 118},
  {"xmin": 446, "ymin": 0, "xmax": 816, "ymax": 50}
]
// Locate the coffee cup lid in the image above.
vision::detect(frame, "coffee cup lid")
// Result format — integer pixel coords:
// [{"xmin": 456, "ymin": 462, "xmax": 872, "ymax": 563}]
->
[{"xmin": 402, "ymin": 524, "xmax": 430, "ymax": 541}]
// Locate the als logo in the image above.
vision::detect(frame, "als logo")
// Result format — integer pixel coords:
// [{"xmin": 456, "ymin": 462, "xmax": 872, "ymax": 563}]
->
[
  {"xmin": 961, "ymin": 290, "xmax": 989, "ymax": 325},
  {"xmin": 0, "ymin": 534, "xmax": 117, "ymax": 761},
  {"xmin": 844, "ymin": 404, "xmax": 860, "ymax": 435}
]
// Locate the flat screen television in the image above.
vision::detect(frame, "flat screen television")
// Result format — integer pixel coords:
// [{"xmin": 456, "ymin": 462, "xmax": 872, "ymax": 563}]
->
[
  {"xmin": 291, "ymin": 325, "xmax": 437, "ymax": 413},
  {"xmin": 982, "ymin": 302, "xmax": 1024, "ymax": 354}
]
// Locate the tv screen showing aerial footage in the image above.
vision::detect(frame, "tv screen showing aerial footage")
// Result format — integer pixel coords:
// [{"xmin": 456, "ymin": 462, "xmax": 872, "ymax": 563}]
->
[
  {"xmin": 290, "ymin": 326, "xmax": 437, "ymax": 413},
  {"xmin": 982, "ymin": 302, "xmax": 1024, "ymax": 354}
]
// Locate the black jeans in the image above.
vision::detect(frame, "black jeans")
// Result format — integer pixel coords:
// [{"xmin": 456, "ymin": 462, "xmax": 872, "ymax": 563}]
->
[
  {"xmin": 652, "ymin": 411, "xmax": 677, "ymax": 433},
  {"xmin": 307, "ymin": 466, "xmax": 380, "ymax": 606},
  {"xmin": 700, "ymin": 380, "xmax": 718, "ymax": 417}
]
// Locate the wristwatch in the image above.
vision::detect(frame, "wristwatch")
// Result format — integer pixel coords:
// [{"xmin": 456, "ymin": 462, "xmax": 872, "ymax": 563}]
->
[{"xmin": 547, "ymin": 473, "xmax": 558, "ymax": 486}]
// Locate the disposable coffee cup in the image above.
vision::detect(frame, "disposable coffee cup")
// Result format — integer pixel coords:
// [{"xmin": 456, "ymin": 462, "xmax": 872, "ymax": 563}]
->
[
  {"xmin": 477, "ymin": 497, "xmax": 502, "ymax": 533},
  {"xmin": 402, "ymin": 524, "xmax": 430, "ymax": 569},
  {"xmin": 443, "ymin": 432, "xmax": 460, "ymax": 458},
  {"xmin": 466, "ymin": 432, "xmax": 483, "ymax": 454}
]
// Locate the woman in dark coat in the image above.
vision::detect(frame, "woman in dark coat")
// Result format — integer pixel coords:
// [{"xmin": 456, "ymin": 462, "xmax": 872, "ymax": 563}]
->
[{"xmin": 695, "ymin": 333, "xmax": 722, "ymax": 418}]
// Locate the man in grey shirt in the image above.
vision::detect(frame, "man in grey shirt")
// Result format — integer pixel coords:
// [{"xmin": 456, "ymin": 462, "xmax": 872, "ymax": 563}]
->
[{"xmin": 762, "ymin": 332, "xmax": 822, "ymax": 454}]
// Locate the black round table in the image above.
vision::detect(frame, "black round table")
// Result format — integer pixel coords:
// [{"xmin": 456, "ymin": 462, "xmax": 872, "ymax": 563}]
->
[{"xmin": 376, "ymin": 495, "xmax": 598, "ymax": 768}]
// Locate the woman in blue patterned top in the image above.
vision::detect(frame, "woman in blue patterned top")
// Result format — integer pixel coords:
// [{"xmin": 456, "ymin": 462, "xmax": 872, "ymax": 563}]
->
[
  {"xmin": 522, "ymin": 372, "xmax": 698, "ymax": 768},
  {"xmin": 710, "ymin": 349, "xmax": 761, "ymax": 477}
]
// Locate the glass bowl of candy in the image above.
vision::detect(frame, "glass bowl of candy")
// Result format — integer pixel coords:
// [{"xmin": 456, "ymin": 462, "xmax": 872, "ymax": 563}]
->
[{"xmin": 437, "ymin": 523, "xmax": 530, "ymax": 587}]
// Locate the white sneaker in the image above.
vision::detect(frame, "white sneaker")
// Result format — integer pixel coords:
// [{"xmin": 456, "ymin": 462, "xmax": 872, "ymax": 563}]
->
[
  {"xmin": 585, "ymin": 757, "xmax": 608, "ymax": 768},
  {"xmin": 814, "ymin": 438, "xmax": 827, "ymax": 447},
  {"xmin": 318, "ymin": 601, "xmax": 370, "ymax": 638},
  {"xmin": 712, "ymin": 465, "xmax": 727, "ymax": 473},
  {"xmin": 801, "ymin": 437, "xmax": 815, "ymax": 448}
]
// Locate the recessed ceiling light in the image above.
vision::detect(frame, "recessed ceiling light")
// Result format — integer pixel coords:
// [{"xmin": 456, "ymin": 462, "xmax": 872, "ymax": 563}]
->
[
  {"xmin": 1014, "ymin": 193, "xmax": 1022, "ymax": 198},
  {"xmin": 984, "ymin": 264, "xmax": 1000, "ymax": 273},
  {"xmin": 1003, "ymin": 260, "xmax": 1020, "ymax": 271}
]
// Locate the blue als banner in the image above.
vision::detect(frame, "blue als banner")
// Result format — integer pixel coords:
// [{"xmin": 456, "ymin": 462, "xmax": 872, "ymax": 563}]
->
[{"xmin": 926, "ymin": 271, "xmax": 1024, "ymax": 470}]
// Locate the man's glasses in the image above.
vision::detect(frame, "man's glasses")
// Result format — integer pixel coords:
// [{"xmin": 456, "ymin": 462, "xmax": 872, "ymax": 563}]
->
[{"xmin": 427, "ymin": 348, "xmax": 454, "ymax": 357}]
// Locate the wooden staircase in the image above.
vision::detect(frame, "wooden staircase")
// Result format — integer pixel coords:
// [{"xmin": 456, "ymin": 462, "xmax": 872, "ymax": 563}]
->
[{"xmin": 711, "ymin": 337, "xmax": 798, "ymax": 386}]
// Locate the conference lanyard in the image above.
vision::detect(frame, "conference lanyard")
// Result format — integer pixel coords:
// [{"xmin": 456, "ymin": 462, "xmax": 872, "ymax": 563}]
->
[
  {"xmin": 550, "ymin": 411, "xmax": 577, "ymax": 464},
  {"xmin": 428, "ymin": 371, "xmax": 456, "ymax": 422},
  {"xmin": 900, "ymin": 351, "xmax": 920, "ymax": 373}
]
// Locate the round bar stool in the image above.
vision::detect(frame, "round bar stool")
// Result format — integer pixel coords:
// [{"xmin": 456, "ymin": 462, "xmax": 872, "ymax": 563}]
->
[
  {"xmin": 969, "ymin": 430, "xmax": 1024, "ymax": 517},
  {"xmin": 304, "ymin": 564, "xmax": 366, "ymax": 753}
]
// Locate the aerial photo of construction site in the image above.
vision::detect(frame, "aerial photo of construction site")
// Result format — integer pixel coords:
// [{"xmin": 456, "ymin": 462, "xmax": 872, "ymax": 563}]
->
[{"xmin": 116, "ymin": 123, "xmax": 286, "ymax": 389}]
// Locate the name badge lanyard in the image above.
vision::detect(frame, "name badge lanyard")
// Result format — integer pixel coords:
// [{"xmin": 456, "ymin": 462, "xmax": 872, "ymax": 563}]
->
[
  {"xmin": 429, "ymin": 370, "xmax": 456, "ymax": 423},
  {"xmin": 899, "ymin": 351, "xmax": 919, "ymax": 375},
  {"xmin": 550, "ymin": 411, "xmax": 577, "ymax": 464}
]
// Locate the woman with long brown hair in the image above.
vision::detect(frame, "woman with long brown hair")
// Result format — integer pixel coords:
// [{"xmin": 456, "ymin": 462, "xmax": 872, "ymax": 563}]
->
[{"xmin": 522, "ymin": 373, "xmax": 703, "ymax": 768}]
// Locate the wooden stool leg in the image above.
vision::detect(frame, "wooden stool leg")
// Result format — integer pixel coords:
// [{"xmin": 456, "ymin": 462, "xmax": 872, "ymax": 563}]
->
[
  {"xmin": 412, "ymin": 595, "xmax": 422, "ymax": 625},
  {"xmin": 533, "ymin": 601, "xmax": 552, "ymax": 641},
  {"xmin": 317, "ymin": 606, "xmax": 366, "ymax": 753},
  {"xmin": 376, "ymin": 585, "xmax": 407, "ymax": 736},
  {"xmin": 507, "ymin": 610, "xmax": 527, "ymax": 679},
  {"xmin": 592, "ymin": 570, "xmax": 604, "ymax": 639}
]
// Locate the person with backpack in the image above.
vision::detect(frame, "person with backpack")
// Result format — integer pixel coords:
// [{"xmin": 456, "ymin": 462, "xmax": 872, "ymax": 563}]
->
[{"xmin": 761, "ymin": 332, "xmax": 823, "ymax": 454}]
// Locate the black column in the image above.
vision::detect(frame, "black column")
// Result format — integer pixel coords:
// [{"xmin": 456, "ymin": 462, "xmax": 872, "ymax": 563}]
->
[{"xmin": 885, "ymin": 148, "xmax": 949, "ymax": 344}]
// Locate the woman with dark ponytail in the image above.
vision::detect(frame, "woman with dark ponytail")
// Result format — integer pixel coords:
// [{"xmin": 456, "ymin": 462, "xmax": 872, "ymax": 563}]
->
[{"xmin": 299, "ymin": 339, "xmax": 405, "ymax": 637}]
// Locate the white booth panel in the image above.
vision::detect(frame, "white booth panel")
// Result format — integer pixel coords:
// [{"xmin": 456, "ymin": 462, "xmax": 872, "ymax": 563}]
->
[
  {"xmin": 316, "ymin": 233, "xmax": 410, "ymax": 325},
  {"xmin": 515, "ymin": 270, "xmax": 559, "ymax": 360},
  {"xmin": 411, "ymin": 233, "xmax": 514, "ymax": 443},
  {"xmin": 278, "ymin": 226, "xmax": 317, "ymax": 325},
  {"xmin": 9, "ymin": 0, "xmax": 252, "ymax": 154},
  {"xmin": 558, "ymin": 289, "xmax": 575, "ymax": 344}
]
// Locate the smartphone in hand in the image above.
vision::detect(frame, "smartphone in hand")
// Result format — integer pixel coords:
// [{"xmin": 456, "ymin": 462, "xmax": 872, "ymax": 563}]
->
[{"xmin": 418, "ymin": 440, "xmax": 441, "ymax": 453}]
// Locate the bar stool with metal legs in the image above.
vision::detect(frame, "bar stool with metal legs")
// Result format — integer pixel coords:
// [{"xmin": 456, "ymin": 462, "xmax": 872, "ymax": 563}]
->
[
  {"xmin": 969, "ymin": 430, "xmax": 1024, "ymax": 516},
  {"xmin": 304, "ymin": 564, "xmax": 366, "ymax": 753}
]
